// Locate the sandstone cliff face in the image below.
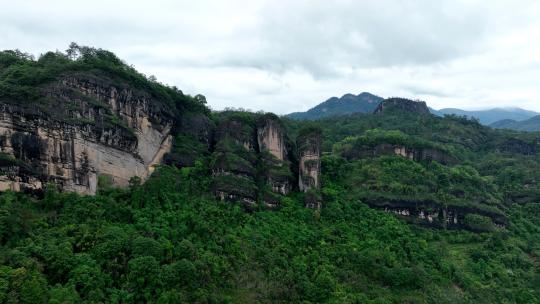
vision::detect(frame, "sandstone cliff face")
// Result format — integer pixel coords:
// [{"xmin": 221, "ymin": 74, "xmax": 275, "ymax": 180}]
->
[
  {"xmin": 297, "ymin": 128, "xmax": 322, "ymax": 209},
  {"xmin": 211, "ymin": 113, "xmax": 294, "ymax": 208},
  {"xmin": 257, "ymin": 116, "xmax": 293, "ymax": 197},
  {"xmin": 0, "ymin": 73, "xmax": 175, "ymax": 194},
  {"xmin": 257, "ymin": 118, "xmax": 286, "ymax": 161}
]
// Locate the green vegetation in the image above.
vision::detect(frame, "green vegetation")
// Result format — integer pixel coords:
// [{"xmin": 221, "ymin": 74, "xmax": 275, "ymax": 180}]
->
[
  {"xmin": 336, "ymin": 155, "xmax": 504, "ymax": 216},
  {"xmin": 0, "ymin": 162, "xmax": 538, "ymax": 303},
  {"xmin": 0, "ymin": 44, "xmax": 208, "ymax": 133},
  {"xmin": 333, "ymin": 129, "xmax": 453, "ymax": 156},
  {"xmin": 0, "ymin": 47, "xmax": 539, "ymax": 303},
  {"xmin": 0, "ymin": 152, "xmax": 37, "ymax": 176}
]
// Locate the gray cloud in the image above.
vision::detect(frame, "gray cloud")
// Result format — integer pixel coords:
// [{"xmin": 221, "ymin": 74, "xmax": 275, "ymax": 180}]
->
[{"xmin": 1, "ymin": 0, "xmax": 540, "ymax": 113}]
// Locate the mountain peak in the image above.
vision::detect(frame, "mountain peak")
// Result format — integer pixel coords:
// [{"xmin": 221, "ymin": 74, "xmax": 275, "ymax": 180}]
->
[{"xmin": 286, "ymin": 92, "xmax": 384, "ymax": 120}]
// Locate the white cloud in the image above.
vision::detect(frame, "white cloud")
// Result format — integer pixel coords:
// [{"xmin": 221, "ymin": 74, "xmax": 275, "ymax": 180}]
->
[{"xmin": 1, "ymin": 0, "xmax": 539, "ymax": 113}]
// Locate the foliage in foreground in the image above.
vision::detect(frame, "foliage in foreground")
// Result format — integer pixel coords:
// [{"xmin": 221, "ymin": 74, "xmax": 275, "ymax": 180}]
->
[{"xmin": 0, "ymin": 164, "xmax": 538, "ymax": 303}]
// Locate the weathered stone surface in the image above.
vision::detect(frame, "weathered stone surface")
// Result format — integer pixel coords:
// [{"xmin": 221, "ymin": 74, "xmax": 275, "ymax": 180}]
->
[
  {"xmin": 297, "ymin": 128, "xmax": 322, "ymax": 208},
  {"xmin": 298, "ymin": 134, "xmax": 321, "ymax": 192},
  {"xmin": 0, "ymin": 73, "xmax": 174, "ymax": 194},
  {"xmin": 257, "ymin": 115, "xmax": 293, "ymax": 197},
  {"xmin": 211, "ymin": 113, "xmax": 295, "ymax": 208},
  {"xmin": 257, "ymin": 117, "xmax": 286, "ymax": 161}
]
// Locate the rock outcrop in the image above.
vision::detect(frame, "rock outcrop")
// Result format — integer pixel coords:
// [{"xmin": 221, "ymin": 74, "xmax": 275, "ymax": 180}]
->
[
  {"xmin": 335, "ymin": 129, "xmax": 458, "ymax": 166},
  {"xmin": 0, "ymin": 73, "xmax": 175, "ymax": 194},
  {"xmin": 374, "ymin": 98, "xmax": 430, "ymax": 115},
  {"xmin": 364, "ymin": 197, "xmax": 507, "ymax": 230},
  {"xmin": 297, "ymin": 127, "xmax": 322, "ymax": 209},
  {"xmin": 211, "ymin": 113, "xmax": 294, "ymax": 208},
  {"xmin": 341, "ymin": 143, "xmax": 458, "ymax": 165},
  {"xmin": 211, "ymin": 115, "xmax": 259, "ymax": 206},
  {"xmin": 257, "ymin": 115, "xmax": 294, "ymax": 198}
]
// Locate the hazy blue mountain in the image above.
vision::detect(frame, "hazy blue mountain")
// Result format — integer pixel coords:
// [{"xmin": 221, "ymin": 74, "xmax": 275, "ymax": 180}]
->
[
  {"xmin": 286, "ymin": 92, "xmax": 383, "ymax": 120},
  {"xmin": 490, "ymin": 115, "xmax": 540, "ymax": 132},
  {"xmin": 287, "ymin": 92, "xmax": 539, "ymax": 125},
  {"xmin": 489, "ymin": 119, "xmax": 518, "ymax": 129},
  {"xmin": 430, "ymin": 107, "xmax": 539, "ymax": 125}
]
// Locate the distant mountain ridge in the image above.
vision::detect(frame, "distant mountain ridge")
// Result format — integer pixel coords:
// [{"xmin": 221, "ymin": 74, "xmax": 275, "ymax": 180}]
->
[
  {"xmin": 490, "ymin": 115, "xmax": 540, "ymax": 132},
  {"xmin": 287, "ymin": 92, "xmax": 539, "ymax": 127},
  {"xmin": 286, "ymin": 92, "xmax": 383, "ymax": 120},
  {"xmin": 430, "ymin": 107, "xmax": 540, "ymax": 125}
]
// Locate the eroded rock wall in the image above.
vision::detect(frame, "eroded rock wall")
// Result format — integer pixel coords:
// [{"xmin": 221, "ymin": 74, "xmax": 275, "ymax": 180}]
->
[
  {"xmin": 211, "ymin": 113, "xmax": 295, "ymax": 208},
  {"xmin": 297, "ymin": 128, "xmax": 322, "ymax": 209},
  {"xmin": 0, "ymin": 73, "xmax": 174, "ymax": 194},
  {"xmin": 211, "ymin": 118, "xmax": 259, "ymax": 206},
  {"xmin": 257, "ymin": 115, "xmax": 293, "ymax": 197}
]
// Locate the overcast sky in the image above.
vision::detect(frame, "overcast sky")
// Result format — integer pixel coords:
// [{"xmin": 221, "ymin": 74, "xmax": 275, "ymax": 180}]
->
[{"xmin": 1, "ymin": 0, "xmax": 540, "ymax": 113}]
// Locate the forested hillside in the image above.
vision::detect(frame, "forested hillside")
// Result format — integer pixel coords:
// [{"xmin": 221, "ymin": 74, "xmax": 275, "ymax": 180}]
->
[
  {"xmin": 0, "ymin": 47, "xmax": 539, "ymax": 303},
  {"xmin": 491, "ymin": 115, "xmax": 540, "ymax": 132}
]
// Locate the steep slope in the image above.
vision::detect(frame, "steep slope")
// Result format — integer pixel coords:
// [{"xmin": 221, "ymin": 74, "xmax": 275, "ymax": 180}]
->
[
  {"xmin": 286, "ymin": 92, "xmax": 383, "ymax": 120},
  {"xmin": 211, "ymin": 112, "xmax": 296, "ymax": 207},
  {"xmin": 0, "ymin": 46, "xmax": 208, "ymax": 194},
  {"xmin": 210, "ymin": 112, "xmax": 323, "ymax": 209},
  {"xmin": 0, "ymin": 50, "xmax": 539, "ymax": 303},
  {"xmin": 490, "ymin": 115, "xmax": 540, "ymax": 131}
]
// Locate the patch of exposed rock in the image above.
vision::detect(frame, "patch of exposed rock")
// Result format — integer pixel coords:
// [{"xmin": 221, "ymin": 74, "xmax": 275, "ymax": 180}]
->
[
  {"xmin": 297, "ymin": 127, "xmax": 322, "ymax": 209},
  {"xmin": 0, "ymin": 73, "xmax": 176, "ymax": 194},
  {"xmin": 211, "ymin": 113, "xmax": 295, "ymax": 208}
]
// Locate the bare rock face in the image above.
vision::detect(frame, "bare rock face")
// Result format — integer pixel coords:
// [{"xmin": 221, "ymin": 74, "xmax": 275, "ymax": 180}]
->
[
  {"xmin": 257, "ymin": 117, "xmax": 286, "ymax": 161},
  {"xmin": 211, "ymin": 113, "xmax": 294, "ymax": 208},
  {"xmin": 0, "ymin": 73, "xmax": 175, "ymax": 194},
  {"xmin": 297, "ymin": 128, "xmax": 322, "ymax": 209},
  {"xmin": 257, "ymin": 115, "xmax": 293, "ymax": 197},
  {"xmin": 374, "ymin": 98, "xmax": 430, "ymax": 115}
]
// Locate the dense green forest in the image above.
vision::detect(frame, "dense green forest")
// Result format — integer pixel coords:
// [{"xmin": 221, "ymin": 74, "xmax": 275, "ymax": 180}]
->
[
  {"xmin": 1, "ymin": 113, "xmax": 539, "ymax": 303},
  {"xmin": 1, "ymin": 154, "xmax": 539, "ymax": 303},
  {"xmin": 0, "ymin": 47, "xmax": 539, "ymax": 303}
]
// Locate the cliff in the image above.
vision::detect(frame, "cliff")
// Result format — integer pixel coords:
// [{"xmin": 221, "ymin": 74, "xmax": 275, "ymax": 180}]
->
[
  {"xmin": 297, "ymin": 127, "xmax": 323, "ymax": 209},
  {"xmin": 211, "ymin": 113, "xmax": 259, "ymax": 205},
  {"xmin": 0, "ymin": 73, "xmax": 175, "ymax": 194},
  {"xmin": 211, "ymin": 112, "xmax": 295, "ymax": 208},
  {"xmin": 0, "ymin": 47, "xmax": 511, "ymax": 233},
  {"xmin": 0, "ymin": 47, "xmax": 207, "ymax": 194}
]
